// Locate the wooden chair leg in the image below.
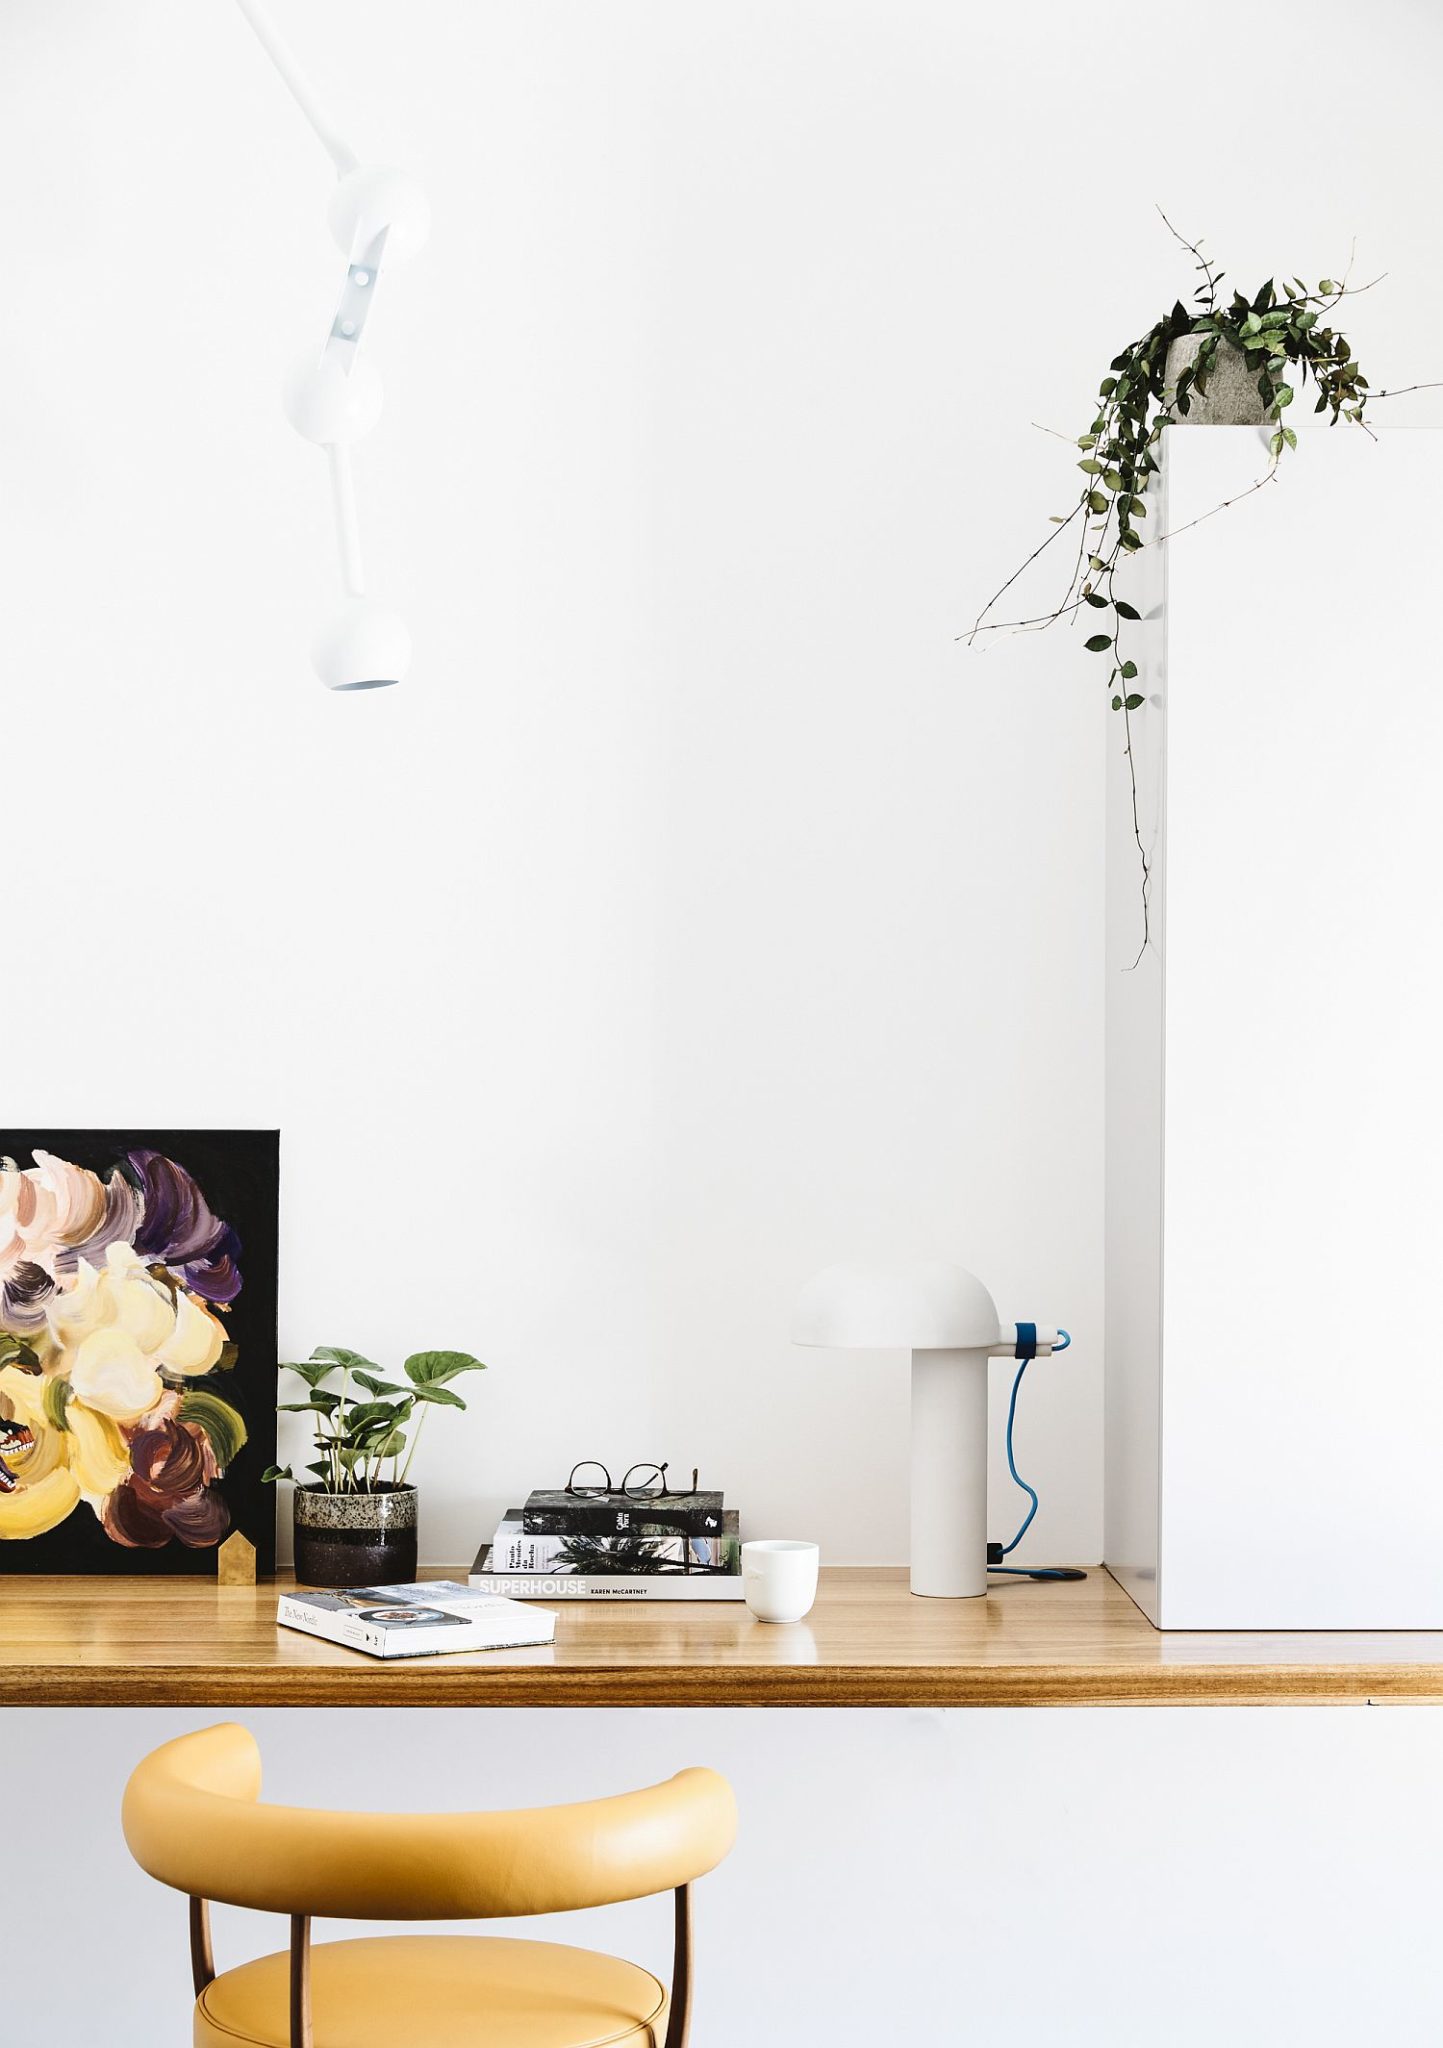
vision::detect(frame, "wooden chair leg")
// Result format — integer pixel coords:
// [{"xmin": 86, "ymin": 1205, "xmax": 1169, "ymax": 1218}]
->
[
  {"xmin": 189, "ymin": 1897, "xmax": 215, "ymax": 1996},
  {"xmin": 290, "ymin": 1913, "xmax": 313, "ymax": 2048},
  {"xmin": 662, "ymin": 1884, "xmax": 692, "ymax": 2048}
]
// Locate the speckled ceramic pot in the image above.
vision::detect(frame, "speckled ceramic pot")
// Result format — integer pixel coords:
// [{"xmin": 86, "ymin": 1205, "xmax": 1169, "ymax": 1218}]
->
[
  {"xmin": 1164, "ymin": 334, "xmax": 1268, "ymax": 425},
  {"xmin": 293, "ymin": 1483, "xmax": 418, "ymax": 1587}
]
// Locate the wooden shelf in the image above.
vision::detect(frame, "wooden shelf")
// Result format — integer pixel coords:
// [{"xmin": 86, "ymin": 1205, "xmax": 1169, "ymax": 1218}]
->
[{"xmin": 6, "ymin": 1566, "xmax": 1443, "ymax": 1707}]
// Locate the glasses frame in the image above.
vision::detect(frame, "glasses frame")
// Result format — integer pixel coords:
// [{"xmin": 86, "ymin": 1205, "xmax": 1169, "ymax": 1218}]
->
[{"xmin": 564, "ymin": 1461, "xmax": 700, "ymax": 1500}]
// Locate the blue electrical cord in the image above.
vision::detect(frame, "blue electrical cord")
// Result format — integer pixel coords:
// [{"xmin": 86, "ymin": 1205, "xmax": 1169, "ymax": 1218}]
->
[
  {"xmin": 990, "ymin": 1328, "xmax": 1085, "ymax": 1583},
  {"xmin": 998, "ymin": 1354, "xmax": 1040, "ymax": 1556}
]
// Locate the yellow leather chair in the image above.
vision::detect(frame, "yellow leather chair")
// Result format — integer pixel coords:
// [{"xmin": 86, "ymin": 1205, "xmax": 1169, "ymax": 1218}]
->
[{"xmin": 122, "ymin": 1724, "xmax": 737, "ymax": 2048}]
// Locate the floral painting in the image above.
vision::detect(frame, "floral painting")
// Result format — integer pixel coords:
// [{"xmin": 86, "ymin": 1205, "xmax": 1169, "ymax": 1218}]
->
[{"xmin": 0, "ymin": 1131, "xmax": 278, "ymax": 1574}]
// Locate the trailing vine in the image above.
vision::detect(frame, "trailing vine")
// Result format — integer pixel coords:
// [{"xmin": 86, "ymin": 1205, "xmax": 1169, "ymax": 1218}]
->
[{"xmin": 968, "ymin": 216, "xmax": 1436, "ymax": 963}]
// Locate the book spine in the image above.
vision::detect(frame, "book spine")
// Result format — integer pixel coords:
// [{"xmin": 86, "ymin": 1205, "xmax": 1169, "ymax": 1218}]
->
[
  {"xmin": 276, "ymin": 1596, "xmax": 384, "ymax": 1655},
  {"xmin": 493, "ymin": 1529, "xmax": 691, "ymax": 1572},
  {"xmin": 523, "ymin": 1503, "xmax": 725, "ymax": 1536},
  {"xmin": 471, "ymin": 1571, "xmax": 745, "ymax": 1602}
]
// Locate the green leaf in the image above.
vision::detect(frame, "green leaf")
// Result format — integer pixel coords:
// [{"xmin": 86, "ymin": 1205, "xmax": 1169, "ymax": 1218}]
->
[
  {"xmin": 261, "ymin": 1463, "xmax": 293, "ymax": 1485},
  {"xmin": 1077, "ymin": 435, "xmax": 1097, "ymax": 450},
  {"xmin": 1114, "ymin": 600, "xmax": 1141, "ymax": 621},
  {"xmin": 1120, "ymin": 660, "xmax": 1139, "ymax": 681},
  {"xmin": 1273, "ymin": 383, "xmax": 1294, "ymax": 408},
  {"xmin": 1102, "ymin": 468, "xmax": 1123, "ymax": 491},
  {"xmin": 278, "ymin": 1395, "xmax": 340, "ymax": 1414},
  {"xmin": 1282, "ymin": 427, "xmax": 1298, "ymax": 450},
  {"xmin": 412, "ymin": 1384, "xmax": 468, "ymax": 1409},
  {"xmin": 1124, "ymin": 693, "xmax": 1145, "ymax": 711},
  {"xmin": 352, "ymin": 1371, "xmax": 408, "ymax": 1397},
  {"xmin": 342, "ymin": 1400, "xmax": 404, "ymax": 1433},
  {"xmin": 403, "ymin": 1350, "xmax": 487, "ymax": 1388},
  {"xmin": 1084, "ymin": 634, "xmax": 1113, "ymax": 653},
  {"xmin": 279, "ymin": 1359, "xmax": 337, "ymax": 1390},
  {"xmin": 1270, "ymin": 431, "xmax": 1284, "ymax": 457},
  {"xmin": 311, "ymin": 1346, "xmax": 381, "ymax": 1375},
  {"xmin": 1111, "ymin": 695, "xmax": 1122, "ymax": 710},
  {"xmin": 1119, "ymin": 529, "xmax": 1143, "ymax": 552},
  {"xmin": 1098, "ymin": 376, "xmax": 1118, "ymax": 397},
  {"xmin": 180, "ymin": 1391, "xmax": 248, "ymax": 1468},
  {"xmin": 1084, "ymin": 591, "xmax": 1109, "ymax": 609},
  {"xmin": 1087, "ymin": 490, "xmax": 1108, "ymax": 515},
  {"xmin": 1318, "ymin": 279, "xmax": 1334, "ymax": 295},
  {"xmin": 1078, "ymin": 459, "xmax": 1103, "ymax": 475}
]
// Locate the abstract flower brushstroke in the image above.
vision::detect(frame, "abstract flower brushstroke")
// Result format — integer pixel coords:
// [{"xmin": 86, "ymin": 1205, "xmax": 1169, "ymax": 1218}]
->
[{"xmin": 0, "ymin": 1149, "xmax": 247, "ymax": 1546}]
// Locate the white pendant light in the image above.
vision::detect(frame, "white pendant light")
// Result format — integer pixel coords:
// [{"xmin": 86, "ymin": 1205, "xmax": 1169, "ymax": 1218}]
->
[{"xmin": 233, "ymin": 0, "xmax": 428, "ymax": 691}]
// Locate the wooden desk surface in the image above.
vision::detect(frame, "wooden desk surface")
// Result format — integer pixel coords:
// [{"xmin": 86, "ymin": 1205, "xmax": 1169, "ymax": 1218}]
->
[{"xmin": 5, "ymin": 1567, "xmax": 1443, "ymax": 1707}]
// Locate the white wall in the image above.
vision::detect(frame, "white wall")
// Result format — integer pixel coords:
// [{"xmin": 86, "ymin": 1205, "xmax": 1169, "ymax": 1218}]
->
[
  {"xmin": 16, "ymin": 1703, "xmax": 1443, "ymax": 2048},
  {"xmin": 6, "ymin": 0, "xmax": 1443, "ymax": 1567}
]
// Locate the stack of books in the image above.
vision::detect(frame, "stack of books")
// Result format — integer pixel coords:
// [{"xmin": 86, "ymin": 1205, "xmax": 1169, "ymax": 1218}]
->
[{"xmin": 470, "ymin": 1484, "xmax": 743, "ymax": 1601}]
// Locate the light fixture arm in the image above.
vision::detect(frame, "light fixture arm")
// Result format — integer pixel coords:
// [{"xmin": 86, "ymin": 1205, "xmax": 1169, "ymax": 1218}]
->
[
  {"xmin": 231, "ymin": 0, "xmax": 358, "ymax": 175},
  {"xmin": 233, "ymin": 0, "xmax": 429, "ymax": 690}
]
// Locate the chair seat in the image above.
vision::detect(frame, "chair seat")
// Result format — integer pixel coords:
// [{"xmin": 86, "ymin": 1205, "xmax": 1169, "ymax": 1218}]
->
[{"xmin": 194, "ymin": 1934, "xmax": 667, "ymax": 2048}]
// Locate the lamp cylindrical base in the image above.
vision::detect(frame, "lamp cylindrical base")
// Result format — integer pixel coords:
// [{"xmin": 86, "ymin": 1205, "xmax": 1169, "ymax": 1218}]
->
[{"xmin": 909, "ymin": 1347, "xmax": 990, "ymax": 1598}]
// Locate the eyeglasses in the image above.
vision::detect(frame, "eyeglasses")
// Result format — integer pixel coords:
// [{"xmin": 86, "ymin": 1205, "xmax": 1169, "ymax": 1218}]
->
[{"xmin": 565, "ymin": 1460, "xmax": 700, "ymax": 1500}]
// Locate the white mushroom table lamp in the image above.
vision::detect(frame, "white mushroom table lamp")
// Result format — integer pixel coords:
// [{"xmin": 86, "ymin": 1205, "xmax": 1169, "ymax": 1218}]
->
[{"xmin": 792, "ymin": 1262, "xmax": 1067, "ymax": 1598}]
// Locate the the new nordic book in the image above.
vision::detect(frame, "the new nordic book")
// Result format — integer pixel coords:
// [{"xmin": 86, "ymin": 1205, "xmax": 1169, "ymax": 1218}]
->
[
  {"xmin": 521, "ymin": 1486, "xmax": 725, "ymax": 1536},
  {"xmin": 489, "ymin": 1509, "xmax": 740, "ymax": 1575},
  {"xmin": 470, "ymin": 1545, "xmax": 746, "ymax": 1601},
  {"xmin": 276, "ymin": 1580, "xmax": 558, "ymax": 1658}
]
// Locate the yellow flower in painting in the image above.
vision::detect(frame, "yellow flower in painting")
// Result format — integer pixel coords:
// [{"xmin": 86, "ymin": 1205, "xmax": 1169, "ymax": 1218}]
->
[
  {"xmin": 0, "ymin": 1362, "xmax": 130, "ymax": 1538},
  {"xmin": 46, "ymin": 1243, "xmax": 226, "ymax": 1423}
]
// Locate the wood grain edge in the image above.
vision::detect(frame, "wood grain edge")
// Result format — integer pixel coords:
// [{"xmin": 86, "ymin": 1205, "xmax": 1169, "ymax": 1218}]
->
[{"xmin": 7, "ymin": 1664, "xmax": 1443, "ymax": 1707}]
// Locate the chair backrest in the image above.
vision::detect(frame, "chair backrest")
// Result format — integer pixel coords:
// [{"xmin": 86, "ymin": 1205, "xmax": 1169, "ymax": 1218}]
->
[{"xmin": 123, "ymin": 1724, "xmax": 737, "ymax": 1920}]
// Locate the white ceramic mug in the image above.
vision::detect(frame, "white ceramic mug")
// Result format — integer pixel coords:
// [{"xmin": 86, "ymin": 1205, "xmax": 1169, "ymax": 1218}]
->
[{"xmin": 741, "ymin": 1539, "xmax": 820, "ymax": 1623}]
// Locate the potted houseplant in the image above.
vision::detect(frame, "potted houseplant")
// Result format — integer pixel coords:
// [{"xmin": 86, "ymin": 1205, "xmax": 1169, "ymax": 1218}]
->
[
  {"xmin": 263, "ymin": 1344, "xmax": 485, "ymax": 1586},
  {"xmin": 967, "ymin": 216, "xmax": 1433, "ymax": 956}
]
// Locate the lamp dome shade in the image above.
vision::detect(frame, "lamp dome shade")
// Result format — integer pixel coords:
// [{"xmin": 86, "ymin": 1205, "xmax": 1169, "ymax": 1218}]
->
[{"xmin": 792, "ymin": 1262, "xmax": 1001, "ymax": 1352}]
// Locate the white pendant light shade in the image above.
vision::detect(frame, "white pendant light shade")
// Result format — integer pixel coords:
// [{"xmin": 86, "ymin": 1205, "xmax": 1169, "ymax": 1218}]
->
[{"xmin": 310, "ymin": 599, "xmax": 411, "ymax": 692}]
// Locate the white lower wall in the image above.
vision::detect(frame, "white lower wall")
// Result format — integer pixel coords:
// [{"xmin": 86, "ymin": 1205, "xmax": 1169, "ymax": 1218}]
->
[{"xmin": 18, "ymin": 1704, "xmax": 1443, "ymax": 2047}]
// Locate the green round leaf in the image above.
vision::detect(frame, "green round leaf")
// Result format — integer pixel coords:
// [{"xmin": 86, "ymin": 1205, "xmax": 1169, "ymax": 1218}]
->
[
  {"xmin": 403, "ymin": 1350, "xmax": 487, "ymax": 1387},
  {"xmin": 412, "ymin": 1384, "xmax": 468, "ymax": 1409}
]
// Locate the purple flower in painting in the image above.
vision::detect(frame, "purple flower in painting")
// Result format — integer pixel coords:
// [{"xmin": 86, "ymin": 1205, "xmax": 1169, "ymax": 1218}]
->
[
  {"xmin": 58, "ymin": 1167, "xmax": 142, "ymax": 1278},
  {"xmin": 127, "ymin": 1149, "xmax": 243, "ymax": 1304},
  {"xmin": 101, "ymin": 1416, "xmax": 232, "ymax": 1550},
  {"xmin": 0, "ymin": 1261, "xmax": 54, "ymax": 1331}
]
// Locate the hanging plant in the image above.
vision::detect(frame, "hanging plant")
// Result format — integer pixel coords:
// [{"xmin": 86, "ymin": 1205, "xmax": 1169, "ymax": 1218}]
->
[{"xmin": 969, "ymin": 216, "xmax": 1433, "ymax": 960}]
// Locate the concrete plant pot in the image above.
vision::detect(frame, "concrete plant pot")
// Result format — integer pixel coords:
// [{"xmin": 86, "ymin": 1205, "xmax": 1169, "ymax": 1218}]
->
[
  {"xmin": 292, "ymin": 1483, "xmax": 418, "ymax": 1587},
  {"xmin": 1164, "ymin": 334, "xmax": 1268, "ymax": 425}
]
